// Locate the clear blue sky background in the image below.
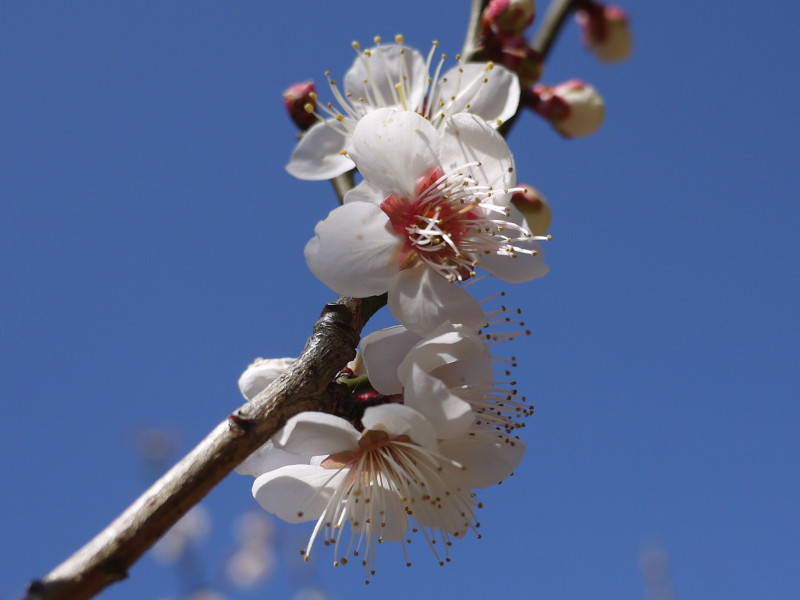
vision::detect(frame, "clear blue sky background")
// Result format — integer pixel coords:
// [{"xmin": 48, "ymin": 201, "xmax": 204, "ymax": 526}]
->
[{"xmin": 2, "ymin": 2, "xmax": 798, "ymax": 599}]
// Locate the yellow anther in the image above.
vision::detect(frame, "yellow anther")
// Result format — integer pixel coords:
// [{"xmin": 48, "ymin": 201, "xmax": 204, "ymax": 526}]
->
[
  {"xmin": 374, "ymin": 35, "xmax": 382, "ymax": 44},
  {"xmin": 303, "ymin": 103, "xmax": 314, "ymax": 113},
  {"xmin": 352, "ymin": 41, "xmax": 360, "ymax": 50},
  {"xmin": 395, "ymin": 34, "xmax": 404, "ymax": 44}
]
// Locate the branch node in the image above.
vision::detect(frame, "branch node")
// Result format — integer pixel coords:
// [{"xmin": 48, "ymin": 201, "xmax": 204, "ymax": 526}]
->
[{"xmin": 227, "ymin": 411, "xmax": 252, "ymax": 434}]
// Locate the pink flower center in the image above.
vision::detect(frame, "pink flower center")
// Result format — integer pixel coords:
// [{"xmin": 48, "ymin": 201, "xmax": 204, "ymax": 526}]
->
[{"xmin": 380, "ymin": 167, "xmax": 484, "ymax": 281}]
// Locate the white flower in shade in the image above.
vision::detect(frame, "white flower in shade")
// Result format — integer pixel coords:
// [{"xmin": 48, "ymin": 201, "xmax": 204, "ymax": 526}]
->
[
  {"xmin": 251, "ymin": 403, "xmax": 520, "ymax": 581},
  {"xmin": 532, "ymin": 79, "xmax": 605, "ymax": 138},
  {"xmin": 575, "ymin": 3, "xmax": 632, "ymax": 63},
  {"xmin": 304, "ymin": 108, "xmax": 549, "ymax": 335},
  {"xmin": 286, "ymin": 35, "xmax": 520, "ymax": 181},
  {"xmin": 361, "ymin": 322, "xmax": 532, "ymax": 440}
]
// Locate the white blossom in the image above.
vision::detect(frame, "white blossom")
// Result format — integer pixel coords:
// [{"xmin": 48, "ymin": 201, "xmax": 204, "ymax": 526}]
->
[{"xmin": 286, "ymin": 36, "xmax": 520, "ymax": 181}]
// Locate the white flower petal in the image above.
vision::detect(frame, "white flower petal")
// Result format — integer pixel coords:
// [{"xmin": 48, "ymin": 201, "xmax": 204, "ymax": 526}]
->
[
  {"xmin": 273, "ymin": 412, "xmax": 360, "ymax": 456},
  {"xmin": 235, "ymin": 440, "xmax": 310, "ymax": 477},
  {"xmin": 344, "ymin": 45, "xmax": 427, "ymax": 112},
  {"xmin": 238, "ymin": 357, "xmax": 294, "ymax": 400},
  {"xmin": 439, "ymin": 113, "xmax": 516, "ymax": 192},
  {"xmin": 401, "ymin": 363, "xmax": 475, "ymax": 440},
  {"xmin": 437, "ymin": 63, "xmax": 520, "ymax": 126},
  {"xmin": 388, "ymin": 268, "xmax": 487, "ymax": 337},
  {"xmin": 477, "ymin": 237, "xmax": 549, "ymax": 282},
  {"xmin": 285, "ymin": 120, "xmax": 355, "ymax": 181},
  {"xmin": 361, "ymin": 325, "xmax": 420, "ymax": 395},
  {"xmin": 361, "ymin": 403, "xmax": 439, "ymax": 452},
  {"xmin": 349, "ymin": 109, "xmax": 441, "ymax": 199},
  {"xmin": 342, "ymin": 180, "xmax": 384, "ymax": 205},
  {"xmin": 304, "ymin": 202, "xmax": 400, "ymax": 297},
  {"xmin": 439, "ymin": 432, "xmax": 525, "ymax": 488},
  {"xmin": 253, "ymin": 465, "xmax": 344, "ymax": 523},
  {"xmin": 398, "ymin": 323, "xmax": 486, "ymax": 380}
]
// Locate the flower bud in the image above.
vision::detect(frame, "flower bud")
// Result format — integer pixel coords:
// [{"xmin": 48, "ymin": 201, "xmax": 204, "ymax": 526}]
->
[
  {"xmin": 511, "ymin": 185, "xmax": 551, "ymax": 236},
  {"xmin": 238, "ymin": 357, "xmax": 295, "ymax": 401},
  {"xmin": 530, "ymin": 79, "xmax": 605, "ymax": 138},
  {"xmin": 282, "ymin": 81, "xmax": 317, "ymax": 131},
  {"xmin": 481, "ymin": 0, "xmax": 536, "ymax": 38},
  {"xmin": 575, "ymin": 2, "xmax": 632, "ymax": 63}
]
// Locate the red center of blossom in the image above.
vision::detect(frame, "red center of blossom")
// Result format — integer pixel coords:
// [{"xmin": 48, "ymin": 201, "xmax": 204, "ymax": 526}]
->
[{"xmin": 380, "ymin": 167, "xmax": 481, "ymax": 281}]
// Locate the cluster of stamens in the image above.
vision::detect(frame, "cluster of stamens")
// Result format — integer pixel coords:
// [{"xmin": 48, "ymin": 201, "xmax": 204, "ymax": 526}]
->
[
  {"xmin": 302, "ymin": 34, "xmax": 506, "ymax": 146},
  {"xmin": 382, "ymin": 166, "xmax": 546, "ymax": 282},
  {"xmin": 298, "ymin": 431, "xmax": 480, "ymax": 584}
]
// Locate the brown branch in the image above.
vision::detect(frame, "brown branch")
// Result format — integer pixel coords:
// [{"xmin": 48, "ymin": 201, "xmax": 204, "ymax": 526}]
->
[
  {"xmin": 24, "ymin": 294, "xmax": 386, "ymax": 600},
  {"xmin": 531, "ymin": 0, "xmax": 584, "ymax": 58}
]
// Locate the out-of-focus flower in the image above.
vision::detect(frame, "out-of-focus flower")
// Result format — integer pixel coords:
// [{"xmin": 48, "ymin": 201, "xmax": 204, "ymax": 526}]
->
[
  {"xmin": 224, "ymin": 512, "xmax": 276, "ymax": 589},
  {"xmin": 481, "ymin": 0, "xmax": 536, "ymax": 38},
  {"xmin": 575, "ymin": 2, "xmax": 632, "ymax": 63},
  {"xmin": 528, "ymin": 79, "xmax": 605, "ymax": 138},
  {"xmin": 283, "ymin": 81, "xmax": 318, "ymax": 130},
  {"xmin": 152, "ymin": 505, "xmax": 211, "ymax": 565},
  {"xmin": 511, "ymin": 184, "xmax": 551, "ymax": 236},
  {"xmin": 304, "ymin": 108, "xmax": 548, "ymax": 335},
  {"xmin": 286, "ymin": 35, "xmax": 520, "ymax": 181}
]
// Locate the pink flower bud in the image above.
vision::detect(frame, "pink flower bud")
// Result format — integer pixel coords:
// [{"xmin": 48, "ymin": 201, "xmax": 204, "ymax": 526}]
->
[
  {"xmin": 481, "ymin": 0, "xmax": 536, "ymax": 38},
  {"xmin": 511, "ymin": 185, "xmax": 551, "ymax": 236},
  {"xmin": 530, "ymin": 79, "xmax": 604, "ymax": 138},
  {"xmin": 282, "ymin": 81, "xmax": 317, "ymax": 131},
  {"xmin": 575, "ymin": 2, "xmax": 632, "ymax": 63}
]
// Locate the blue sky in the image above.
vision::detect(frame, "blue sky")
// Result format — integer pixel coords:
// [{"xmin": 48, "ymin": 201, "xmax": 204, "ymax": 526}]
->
[{"xmin": 2, "ymin": 2, "xmax": 798, "ymax": 599}]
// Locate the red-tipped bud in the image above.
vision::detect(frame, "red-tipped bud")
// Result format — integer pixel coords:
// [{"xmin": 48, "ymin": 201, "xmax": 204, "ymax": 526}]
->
[
  {"xmin": 481, "ymin": 0, "xmax": 536, "ymax": 38},
  {"xmin": 282, "ymin": 81, "xmax": 317, "ymax": 131},
  {"xmin": 511, "ymin": 185, "xmax": 551, "ymax": 236},
  {"xmin": 496, "ymin": 38, "xmax": 543, "ymax": 87},
  {"xmin": 575, "ymin": 2, "xmax": 632, "ymax": 63},
  {"xmin": 529, "ymin": 79, "xmax": 605, "ymax": 138}
]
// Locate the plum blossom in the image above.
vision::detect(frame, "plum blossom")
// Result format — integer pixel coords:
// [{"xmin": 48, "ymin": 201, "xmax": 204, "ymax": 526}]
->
[
  {"xmin": 286, "ymin": 35, "xmax": 520, "ymax": 181},
  {"xmin": 304, "ymin": 108, "xmax": 549, "ymax": 335},
  {"xmin": 250, "ymin": 403, "xmax": 521, "ymax": 581},
  {"xmin": 361, "ymin": 322, "xmax": 532, "ymax": 440}
]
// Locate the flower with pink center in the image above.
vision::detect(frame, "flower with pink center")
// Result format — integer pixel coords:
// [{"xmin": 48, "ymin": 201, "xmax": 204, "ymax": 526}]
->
[
  {"xmin": 304, "ymin": 107, "xmax": 549, "ymax": 335},
  {"xmin": 286, "ymin": 35, "xmax": 520, "ymax": 181},
  {"xmin": 250, "ymin": 404, "xmax": 501, "ymax": 581}
]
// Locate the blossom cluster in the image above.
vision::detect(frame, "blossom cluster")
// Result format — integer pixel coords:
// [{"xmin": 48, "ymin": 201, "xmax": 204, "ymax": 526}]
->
[{"xmin": 241, "ymin": 0, "xmax": 630, "ymax": 582}]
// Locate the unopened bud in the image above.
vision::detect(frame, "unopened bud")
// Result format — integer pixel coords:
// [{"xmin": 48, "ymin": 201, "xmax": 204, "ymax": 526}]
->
[
  {"xmin": 531, "ymin": 79, "xmax": 605, "ymax": 138},
  {"xmin": 497, "ymin": 38, "xmax": 543, "ymax": 87},
  {"xmin": 282, "ymin": 81, "xmax": 317, "ymax": 131},
  {"xmin": 511, "ymin": 185, "xmax": 551, "ymax": 235},
  {"xmin": 481, "ymin": 0, "xmax": 536, "ymax": 38},
  {"xmin": 238, "ymin": 357, "xmax": 295, "ymax": 401},
  {"xmin": 575, "ymin": 2, "xmax": 632, "ymax": 63}
]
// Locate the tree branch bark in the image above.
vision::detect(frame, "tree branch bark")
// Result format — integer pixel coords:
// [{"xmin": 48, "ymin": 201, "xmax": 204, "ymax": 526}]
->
[{"xmin": 24, "ymin": 295, "xmax": 386, "ymax": 600}]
